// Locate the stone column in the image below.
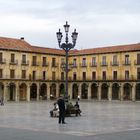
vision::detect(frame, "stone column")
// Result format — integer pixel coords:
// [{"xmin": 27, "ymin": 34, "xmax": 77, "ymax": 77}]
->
[
  {"xmin": 27, "ymin": 84, "xmax": 30, "ymax": 102},
  {"xmin": 4, "ymin": 83, "xmax": 8, "ymax": 102},
  {"xmin": 56, "ymin": 83, "xmax": 59, "ymax": 98},
  {"xmin": 132, "ymin": 82, "xmax": 136, "ymax": 101},
  {"xmin": 78, "ymin": 83, "xmax": 82, "ymax": 99},
  {"xmin": 108, "ymin": 83, "xmax": 112, "ymax": 101},
  {"xmin": 68, "ymin": 83, "xmax": 72, "ymax": 99},
  {"xmin": 120, "ymin": 84, "xmax": 123, "ymax": 101},
  {"xmin": 47, "ymin": 83, "xmax": 50, "ymax": 100},
  {"xmin": 37, "ymin": 83, "xmax": 40, "ymax": 101},
  {"xmin": 97, "ymin": 83, "xmax": 101, "ymax": 101},
  {"xmin": 15, "ymin": 83, "xmax": 19, "ymax": 102},
  {"xmin": 88, "ymin": 83, "xmax": 91, "ymax": 99}
]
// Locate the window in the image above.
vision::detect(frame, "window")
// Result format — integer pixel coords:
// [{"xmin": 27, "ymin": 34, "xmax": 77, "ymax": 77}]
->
[
  {"xmin": 125, "ymin": 55, "xmax": 129, "ymax": 64},
  {"xmin": 52, "ymin": 58, "xmax": 56, "ymax": 67},
  {"xmin": 32, "ymin": 56, "xmax": 37, "ymax": 66},
  {"xmin": 0, "ymin": 53, "xmax": 2, "ymax": 63},
  {"xmin": 137, "ymin": 68, "xmax": 140, "ymax": 79},
  {"xmin": 32, "ymin": 71, "xmax": 36, "ymax": 80},
  {"xmin": 43, "ymin": 71, "xmax": 46, "ymax": 80},
  {"xmin": 83, "ymin": 72, "xmax": 86, "ymax": 80},
  {"xmin": 52, "ymin": 72, "xmax": 56, "ymax": 80},
  {"xmin": 10, "ymin": 69, "xmax": 15, "ymax": 78},
  {"xmin": 42, "ymin": 57, "xmax": 47, "ymax": 66},
  {"xmin": 61, "ymin": 58, "xmax": 65, "ymax": 68},
  {"xmin": 82, "ymin": 58, "xmax": 86, "ymax": 66},
  {"xmin": 73, "ymin": 72, "xmax": 77, "ymax": 80},
  {"xmin": 102, "ymin": 71, "xmax": 106, "ymax": 80},
  {"xmin": 22, "ymin": 55, "xmax": 26, "ymax": 64},
  {"xmin": 61, "ymin": 72, "xmax": 64, "ymax": 80},
  {"xmin": 11, "ymin": 54, "xmax": 15, "ymax": 63},
  {"xmin": 73, "ymin": 58, "xmax": 77, "ymax": 67},
  {"xmin": 61, "ymin": 58, "xmax": 65, "ymax": 64},
  {"xmin": 0, "ymin": 69, "xmax": 2, "ymax": 78},
  {"xmin": 92, "ymin": 72, "xmax": 96, "ymax": 80},
  {"xmin": 22, "ymin": 70, "xmax": 26, "ymax": 79},
  {"xmin": 102, "ymin": 56, "xmax": 106, "ymax": 65},
  {"xmin": 92, "ymin": 57, "xmax": 96, "ymax": 66},
  {"xmin": 137, "ymin": 54, "xmax": 140, "ymax": 65},
  {"xmin": 125, "ymin": 70, "xmax": 129, "ymax": 80},
  {"xmin": 113, "ymin": 71, "xmax": 117, "ymax": 80},
  {"xmin": 113, "ymin": 55, "xmax": 117, "ymax": 65}
]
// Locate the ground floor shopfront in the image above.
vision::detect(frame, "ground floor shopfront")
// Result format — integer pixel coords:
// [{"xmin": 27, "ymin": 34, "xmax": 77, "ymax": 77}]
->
[{"xmin": 0, "ymin": 81, "xmax": 140, "ymax": 102}]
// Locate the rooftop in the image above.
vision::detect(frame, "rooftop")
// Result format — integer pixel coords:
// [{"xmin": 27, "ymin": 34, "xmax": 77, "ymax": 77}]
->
[{"xmin": 0, "ymin": 36, "xmax": 140, "ymax": 55}]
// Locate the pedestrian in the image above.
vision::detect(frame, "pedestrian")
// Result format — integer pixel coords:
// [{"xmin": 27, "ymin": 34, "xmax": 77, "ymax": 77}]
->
[
  {"xmin": 74, "ymin": 101, "xmax": 81, "ymax": 116},
  {"xmin": 57, "ymin": 95, "xmax": 66, "ymax": 124},
  {"xmin": 77, "ymin": 95, "xmax": 80, "ymax": 101},
  {"xmin": 0, "ymin": 97, "xmax": 4, "ymax": 106}
]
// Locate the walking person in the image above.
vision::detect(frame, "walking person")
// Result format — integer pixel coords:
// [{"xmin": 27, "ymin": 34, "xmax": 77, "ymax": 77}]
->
[
  {"xmin": 57, "ymin": 95, "xmax": 66, "ymax": 124},
  {"xmin": 77, "ymin": 94, "xmax": 80, "ymax": 101},
  {"xmin": 0, "ymin": 97, "xmax": 4, "ymax": 106},
  {"xmin": 74, "ymin": 101, "xmax": 81, "ymax": 116}
]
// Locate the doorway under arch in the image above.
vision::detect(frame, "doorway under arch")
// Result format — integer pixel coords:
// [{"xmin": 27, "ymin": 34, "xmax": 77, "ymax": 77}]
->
[
  {"xmin": 30, "ymin": 83, "xmax": 37, "ymax": 100},
  {"xmin": 19, "ymin": 83, "xmax": 27, "ymax": 101},
  {"xmin": 8, "ymin": 83, "xmax": 16, "ymax": 101},
  {"xmin": 40, "ymin": 83, "xmax": 47, "ymax": 100},
  {"xmin": 0, "ymin": 83, "xmax": 4, "ymax": 98},
  {"xmin": 101, "ymin": 83, "xmax": 108, "ymax": 100},
  {"xmin": 72, "ymin": 84, "xmax": 78, "ymax": 99},
  {"xmin": 136, "ymin": 83, "xmax": 140, "ymax": 100},
  {"xmin": 123, "ymin": 83, "xmax": 132, "ymax": 100},
  {"xmin": 112, "ymin": 83, "xmax": 119, "ymax": 100},
  {"xmin": 91, "ymin": 83, "xmax": 98, "ymax": 99},
  {"xmin": 59, "ymin": 84, "xmax": 65, "ymax": 97},
  {"xmin": 50, "ymin": 84, "xmax": 56, "ymax": 99},
  {"xmin": 81, "ymin": 83, "xmax": 88, "ymax": 99}
]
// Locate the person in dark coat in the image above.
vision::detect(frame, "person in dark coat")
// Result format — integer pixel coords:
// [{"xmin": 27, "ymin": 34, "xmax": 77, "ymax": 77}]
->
[
  {"xmin": 57, "ymin": 96, "xmax": 66, "ymax": 124},
  {"xmin": 74, "ymin": 101, "xmax": 81, "ymax": 116}
]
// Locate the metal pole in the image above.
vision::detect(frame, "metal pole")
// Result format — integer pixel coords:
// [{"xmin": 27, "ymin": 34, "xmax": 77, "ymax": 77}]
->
[{"xmin": 65, "ymin": 49, "xmax": 68, "ymax": 99}]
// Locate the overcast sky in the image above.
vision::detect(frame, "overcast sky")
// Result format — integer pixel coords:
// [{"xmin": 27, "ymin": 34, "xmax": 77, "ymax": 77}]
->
[{"xmin": 0, "ymin": 0, "xmax": 140, "ymax": 50}]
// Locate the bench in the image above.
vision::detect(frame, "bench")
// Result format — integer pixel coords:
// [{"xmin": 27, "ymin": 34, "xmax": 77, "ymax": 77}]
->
[
  {"xmin": 65, "ymin": 108, "xmax": 81, "ymax": 117},
  {"xmin": 50, "ymin": 108, "xmax": 81, "ymax": 117}
]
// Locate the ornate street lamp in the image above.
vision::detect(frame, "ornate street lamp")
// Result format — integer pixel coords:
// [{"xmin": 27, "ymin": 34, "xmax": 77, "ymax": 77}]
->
[{"xmin": 56, "ymin": 21, "xmax": 78, "ymax": 99}]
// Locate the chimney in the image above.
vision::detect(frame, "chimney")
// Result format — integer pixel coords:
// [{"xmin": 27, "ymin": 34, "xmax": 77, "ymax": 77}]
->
[{"xmin": 20, "ymin": 37, "xmax": 24, "ymax": 40}]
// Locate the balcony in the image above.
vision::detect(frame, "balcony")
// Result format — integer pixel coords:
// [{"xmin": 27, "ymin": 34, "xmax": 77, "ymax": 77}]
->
[
  {"xmin": 90, "ymin": 62, "xmax": 97, "ymax": 67},
  {"xmin": 134, "ymin": 60, "xmax": 140, "ymax": 65},
  {"xmin": 42, "ymin": 62, "xmax": 49, "ymax": 67},
  {"xmin": 32, "ymin": 62, "xmax": 40, "ymax": 66},
  {"xmin": 70, "ymin": 63, "xmax": 78, "ymax": 68},
  {"xmin": 9, "ymin": 60, "xmax": 18, "ymax": 65},
  {"xmin": 80, "ymin": 63, "xmax": 87, "ymax": 67},
  {"xmin": 123, "ymin": 61, "xmax": 131, "ymax": 65},
  {"xmin": 21, "ymin": 60, "xmax": 29, "ymax": 66},
  {"xmin": 51, "ymin": 63, "xmax": 58, "ymax": 67},
  {"xmin": 110, "ymin": 61, "xmax": 119, "ymax": 66},
  {"xmin": 0, "ymin": 58, "xmax": 6, "ymax": 64},
  {"xmin": 60, "ymin": 62, "xmax": 66, "ymax": 68},
  {"xmin": 100, "ymin": 62, "xmax": 108, "ymax": 66}
]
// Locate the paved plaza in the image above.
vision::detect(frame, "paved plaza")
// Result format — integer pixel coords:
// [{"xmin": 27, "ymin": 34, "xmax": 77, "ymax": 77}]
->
[{"xmin": 0, "ymin": 100, "xmax": 140, "ymax": 140}]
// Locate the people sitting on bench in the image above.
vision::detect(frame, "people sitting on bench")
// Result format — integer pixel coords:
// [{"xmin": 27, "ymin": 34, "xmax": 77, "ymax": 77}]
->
[
  {"xmin": 74, "ymin": 101, "xmax": 81, "ymax": 116},
  {"xmin": 50, "ymin": 102, "xmax": 59, "ymax": 117},
  {"xmin": 65, "ymin": 101, "xmax": 81, "ymax": 116}
]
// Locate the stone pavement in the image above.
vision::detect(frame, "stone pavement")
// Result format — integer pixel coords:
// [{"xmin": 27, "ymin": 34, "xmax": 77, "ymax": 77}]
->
[{"xmin": 0, "ymin": 100, "xmax": 140, "ymax": 140}]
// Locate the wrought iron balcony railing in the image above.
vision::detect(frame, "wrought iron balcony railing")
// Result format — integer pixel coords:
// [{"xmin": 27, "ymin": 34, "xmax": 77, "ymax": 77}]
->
[
  {"xmin": 21, "ymin": 60, "xmax": 29, "ymax": 66},
  {"xmin": 9, "ymin": 60, "xmax": 18, "ymax": 65},
  {"xmin": 90, "ymin": 62, "xmax": 97, "ymax": 67},
  {"xmin": 0, "ymin": 58, "xmax": 6, "ymax": 64},
  {"xmin": 42, "ymin": 62, "xmax": 49, "ymax": 67},
  {"xmin": 110, "ymin": 61, "xmax": 119, "ymax": 66}
]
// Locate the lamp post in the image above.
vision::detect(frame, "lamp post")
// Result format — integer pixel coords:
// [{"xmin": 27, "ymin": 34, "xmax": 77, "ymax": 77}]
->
[{"xmin": 56, "ymin": 21, "xmax": 78, "ymax": 99}]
